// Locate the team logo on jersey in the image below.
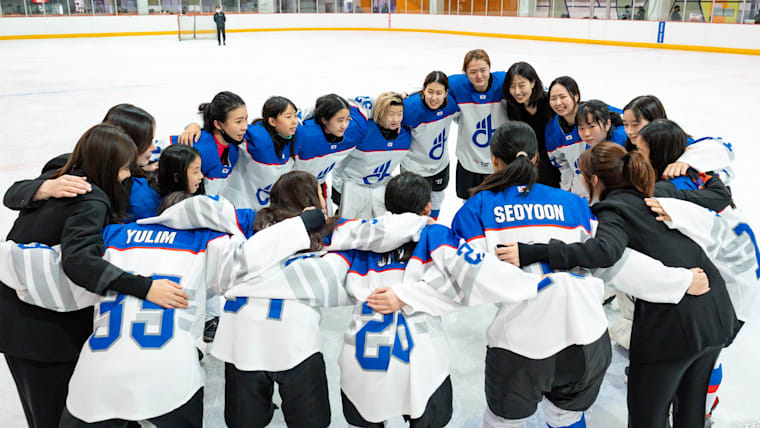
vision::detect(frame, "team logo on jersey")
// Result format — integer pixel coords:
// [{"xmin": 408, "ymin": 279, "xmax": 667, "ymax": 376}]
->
[
  {"xmin": 317, "ymin": 163, "xmax": 335, "ymax": 181},
  {"xmin": 472, "ymin": 115, "xmax": 495, "ymax": 148},
  {"xmin": 437, "ymin": 111, "xmax": 443, "ymax": 116},
  {"xmin": 387, "ymin": 142, "xmax": 393, "ymax": 147},
  {"xmin": 221, "ymin": 166, "xmax": 231, "ymax": 175},
  {"xmin": 429, "ymin": 128, "xmax": 446, "ymax": 160},
  {"xmin": 721, "ymin": 140, "xmax": 733, "ymax": 152},
  {"xmin": 256, "ymin": 184, "xmax": 273, "ymax": 206},
  {"xmin": 479, "ymin": 94, "xmax": 487, "ymax": 100},
  {"xmin": 354, "ymin": 96, "xmax": 374, "ymax": 113},
  {"xmin": 331, "ymin": 144, "xmax": 338, "ymax": 150},
  {"xmin": 565, "ymin": 134, "xmax": 574, "ymax": 141},
  {"xmin": 363, "ymin": 161, "xmax": 392, "ymax": 185}
]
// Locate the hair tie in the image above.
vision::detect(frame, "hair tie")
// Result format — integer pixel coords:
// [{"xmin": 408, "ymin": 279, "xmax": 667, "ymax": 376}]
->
[{"xmin": 515, "ymin": 151, "xmax": 528, "ymax": 159}]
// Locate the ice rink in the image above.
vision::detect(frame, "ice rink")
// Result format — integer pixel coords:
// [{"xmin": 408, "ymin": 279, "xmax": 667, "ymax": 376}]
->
[{"xmin": 1, "ymin": 29, "xmax": 759, "ymax": 427}]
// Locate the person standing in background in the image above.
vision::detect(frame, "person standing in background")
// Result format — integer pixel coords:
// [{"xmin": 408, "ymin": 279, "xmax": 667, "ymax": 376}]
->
[{"xmin": 214, "ymin": 5, "xmax": 226, "ymax": 46}]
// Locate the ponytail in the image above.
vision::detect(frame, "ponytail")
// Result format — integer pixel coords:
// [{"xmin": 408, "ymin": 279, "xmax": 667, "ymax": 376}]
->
[
  {"xmin": 579, "ymin": 142, "xmax": 655, "ymax": 199},
  {"xmin": 470, "ymin": 121, "xmax": 539, "ymax": 196},
  {"xmin": 199, "ymin": 91, "xmax": 246, "ymax": 140},
  {"xmin": 624, "ymin": 150, "xmax": 656, "ymax": 197}
]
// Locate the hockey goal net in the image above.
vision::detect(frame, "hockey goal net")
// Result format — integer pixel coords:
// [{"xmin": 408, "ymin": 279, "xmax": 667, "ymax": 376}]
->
[{"xmin": 177, "ymin": 14, "xmax": 218, "ymax": 41}]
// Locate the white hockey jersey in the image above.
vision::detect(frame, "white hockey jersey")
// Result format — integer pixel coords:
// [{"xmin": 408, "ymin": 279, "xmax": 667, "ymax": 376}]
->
[
  {"xmin": 679, "ymin": 136, "xmax": 736, "ymax": 185},
  {"xmin": 658, "ymin": 198, "xmax": 760, "ymax": 322},
  {"xmin": 220, "ymin": 122, "xmax": 297, "ymax": 210},
  {"xmin": 210, "ymin": 213, "xmax": 430, "ymax": 372},
  {"xmin": 448, "ymin": 72, "xmax": 508, "ymax": 174},
  {"xmin": 400, "ymin": 93, "xmax": 460, "ymax": 177},
  {"xmin": 294, "ymin": 105, "xmax": 367, "ymax": 184},
  {"xmin": 0, "ymin": 197, "xmax": 312, "ymax": 423},
  {"xmin": 224, "ymin": 223, "xmax": 543, "ymax": 423},
  {"xmin": 451, "ymin": 184, "xmax": 695, "ymax": 358}
]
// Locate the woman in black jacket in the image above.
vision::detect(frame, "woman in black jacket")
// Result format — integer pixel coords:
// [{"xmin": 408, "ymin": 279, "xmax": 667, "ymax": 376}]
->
[
  {"xmin": 0, "ymin": 124, "xmax": 188, "ymax": 428},
  {"xmin": 501, "ymin": 62, "xmax": 560, "ymax": 188},
  {"xmin": 504, "ymin": 142, "xmax": 741, "ymax": 428}
]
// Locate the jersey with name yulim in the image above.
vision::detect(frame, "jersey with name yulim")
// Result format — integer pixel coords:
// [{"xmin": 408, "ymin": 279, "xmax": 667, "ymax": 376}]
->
[
  {"xmin": 331, "ymin": 119, "xmax": 412, "ymax": 193},
  {"xmin": 171, "ymin": 130, "xmax": 240, "ymax": 196},
  {"xmin": 294, "ymin": 105, "xmax": 366, "ymax": 184},
  {"xmin": 400, "ymin": 93, "xmax": 460, "ymax": 177},
  {"xmin": 41, "ymin": 212, "xmax": 310, "ymax": 423},
  {"xmin": 220, "ymin": 122, "xmax": 298, "ymax": 211},
  {"xmin": 452, "ymin": 184, "xmax": 609, "ymax": 358},
  {"xmin": 447, "ymin": 72, "xmax": 508, "ymax": 174}
]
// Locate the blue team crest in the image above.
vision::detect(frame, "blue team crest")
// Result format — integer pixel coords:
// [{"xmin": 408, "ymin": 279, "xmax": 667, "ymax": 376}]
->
[
  {"xmin": 256, "ymin": 184, "xmax": 273, "ymax": 206},
  {"xmin": 363, "ymin": 161, "xmax": 392, "ymax": 185},
  {"xmin": 472, "ymin": 115, "xmax": 495, "ymax": 148},
  {"xmin": 429, "ymin": 128, "xmax": 446, "ymax": 160}
]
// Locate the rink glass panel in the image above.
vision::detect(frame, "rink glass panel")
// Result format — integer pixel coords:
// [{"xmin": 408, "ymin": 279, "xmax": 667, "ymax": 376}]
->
[{"xmin": 1, "ymin": 0, "xmax": 758, "ymax": 26}]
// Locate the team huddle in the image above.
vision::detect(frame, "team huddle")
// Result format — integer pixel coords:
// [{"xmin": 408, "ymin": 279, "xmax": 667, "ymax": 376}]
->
[{"xmin": 0, "ymin": 48, "xmax": 757, "ymax": 428}]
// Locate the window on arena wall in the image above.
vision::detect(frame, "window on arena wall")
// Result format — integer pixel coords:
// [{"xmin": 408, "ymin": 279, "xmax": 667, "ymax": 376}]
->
[
  {"xmin": 67, "ymin": 0, "xmax": 92, "ymax": 14},
  {"xmin": 114, "ymin": 0, "xmax": 136, "ymax": 12},
  {"xmin": 1, "ymin": 0, "xmax": 27, "ymax": 15},
  {"xmin": 220, "ymin": 0, "xmax": 236, "ymax": 12},
  {"xmin": 239, "ymin": 0, "xmax": 257, "ymax": 12}
]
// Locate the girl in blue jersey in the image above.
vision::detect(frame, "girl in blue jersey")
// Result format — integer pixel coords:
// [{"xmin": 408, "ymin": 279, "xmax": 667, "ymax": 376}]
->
[
  {"xmin": 221, "ymin": 96, "xmax": 300, "ymax": 211},
  {"xmin": 294, "ymin": 94, "xmax": 360, "ymax": 210},
  {"xmin": 332, "ymin": 91, "xmax": 412, "ymax": 219},
  {"xmin": 176, "ymin": 91, "xmax": 247, "ymax": 196},
  {"xmin": 559, "ymin": 100, "xmax": 629, "ymax": 198},
  {"xmin": 544, "ymin": 76, "xmax": 584, "ymax": 193},
  {"xmin": 623, "ymin": 95, "xmax": 735, "ymax": 187},
  {"xmin": 502, "ymin": 62, "xmax": 560, "ymax": 188},
  {"xmin": 452, "ymin": 121, "xmax": 612, "ymax": 428},
  {"xmin": 401, "ymin": 71, "xmax": 460, "ymax": 219},
  {"xmin": 448, "ymin": 49, "xmax": 508, "ymax": 199}
]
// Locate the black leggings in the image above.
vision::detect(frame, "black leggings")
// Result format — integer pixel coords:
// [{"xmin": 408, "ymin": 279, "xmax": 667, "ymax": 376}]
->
[
  {"xmin": 217, "ymin": 26, "xmax": 226, "ymax": 43},
  {"xmin": 5, "ymin": 354, "xmax": 77, "ymax": 428},
  {"xmin": 628, "ymin": 346, "xmax": 722, "ymax": 428}
]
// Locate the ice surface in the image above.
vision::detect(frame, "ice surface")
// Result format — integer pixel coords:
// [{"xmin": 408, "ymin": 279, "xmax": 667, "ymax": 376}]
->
[{"xmin": 1, "ymin": 30, "xmax": 758, "ymax": 427}]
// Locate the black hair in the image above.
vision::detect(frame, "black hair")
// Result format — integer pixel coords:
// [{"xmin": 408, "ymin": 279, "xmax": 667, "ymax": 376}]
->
[
  {"xmin": 623, "ymin": 95, "xmax": 668, "ymax": 151},
  {"xmin": 470, "ymin": 121, "xmax": 539, "ymax": 196},
  {"xmin": 158, "ymin": 144, "xmax": 205, "ymax": 196},
  {"xmin": 503, "ymin": 62, "xmax": 545, "ymax": 110},
  {"xmin": 56, "ymin": 123, "xmax": 136, "ymax": 223},
  {"xmin": 423, "ymin": 71, "xmax": 449, "ymax": 91},
  {"xmin": 548, "ymin": 76, "xmax": 581, "ymax": 104},
  {"xmin": 637, "ymin": 119, "xmax": 688, "ymax": 179},
  {"xmin": 157, "ymin": 191, "xmax": 194, "ymax": 215},
  {"xmin": 385, "ymin": 172, "xmax": 432, "ymax": 216},
  {"xmin": 103, "ymin": 104, "xmax": 155, "ymax": 178},
  {"xmin": 382, "ymin": 172, "xmax": 432, "ymax": 263},
  {"xmin": 419, "ymin": 71, "xmax": 450, "ymax": 110},
  {"xmin": 313, "ymin": 94, "xmax": 350, "ymax": 131},
  {"xmin": 198, "ymin": 91, "xmax": 246, "ymax": 139},
  {"xmin": 253, "ymin": 96, "xmax": 298, "ymax": 159},
  {"xmin": 576, "ymin": 100, "xmax": 624, "ymax": 140}
]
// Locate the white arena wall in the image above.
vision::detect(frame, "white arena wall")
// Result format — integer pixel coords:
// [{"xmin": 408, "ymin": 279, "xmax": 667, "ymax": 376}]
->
[{"xmin": 1, "ymin": 13, "xmax": 759, "ymax": 54}]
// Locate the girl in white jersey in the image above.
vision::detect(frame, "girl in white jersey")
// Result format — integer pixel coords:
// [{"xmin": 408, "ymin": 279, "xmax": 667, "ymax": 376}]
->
[
  {"xmin": 214, "ymin": 170, "xmax": 430, "ymax": 428},
  {"xmin": 401, "ymin": 71, "xmax": 460, "ymax": 219},
  {"xmin": 448, "ymin": 49, "xmax": 508, "ymax": 200}
]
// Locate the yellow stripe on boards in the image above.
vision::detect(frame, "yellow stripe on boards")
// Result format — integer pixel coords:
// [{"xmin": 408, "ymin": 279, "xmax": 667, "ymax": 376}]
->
[{"xmin": 2, "ymin": 26, "xmax": 758, "ymax": 56}]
